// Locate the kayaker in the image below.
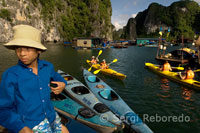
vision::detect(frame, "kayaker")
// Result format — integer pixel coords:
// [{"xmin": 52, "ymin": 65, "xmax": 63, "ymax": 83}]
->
[
  {"xmin": 0, "ymin": 25, "xmax": 69, "ymax": 133},
  {"xmin": 100, "ymin": 59, "xmax": 109, "ymax": 69},
  {"xmin": 160, "ymin": 61, "xmax": 172, "ymax": 71},
  {"xmin": 91, "ymin": 56, "xmax": 99, "ymax": 65},
  {"xmin": 179, "ymin": 67, "xmax": 195, "ymax": 80}
]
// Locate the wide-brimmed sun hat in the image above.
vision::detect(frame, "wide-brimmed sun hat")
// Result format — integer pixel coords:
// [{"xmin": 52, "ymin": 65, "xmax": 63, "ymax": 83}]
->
[{"xmin": 4, "ymin": 24, "xmax": 47, "ymax": 51}]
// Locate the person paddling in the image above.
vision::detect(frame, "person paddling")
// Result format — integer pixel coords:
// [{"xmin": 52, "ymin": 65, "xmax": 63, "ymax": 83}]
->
[
  {"xmin": 0, "ymin": 25, "xmax": 69, "ymax": 133},
  {"xmin": 100, "ymin": 59, "xmax": 109, "ymax": 69},
  {"xmin": 91, "ymin": 56, "xmax": 99, "ymax": 65},
  {"xmin": 179, "ymin": 67, "xmax": 195, "ymax": 80},
  {"xmin": 160, "ymin": 61, "xmax": 172, "ymax": 72}
]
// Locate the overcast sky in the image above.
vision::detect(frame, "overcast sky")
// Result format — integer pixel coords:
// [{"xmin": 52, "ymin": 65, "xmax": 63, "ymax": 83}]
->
[{"xmin": 110, "ymin": 0, "xmax": 200, "ymax": 30}]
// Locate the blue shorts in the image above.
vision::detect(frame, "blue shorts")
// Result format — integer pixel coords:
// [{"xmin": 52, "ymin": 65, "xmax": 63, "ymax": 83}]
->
[{"xmin": 32, "ymin": 113, "xmax": 62, "ymax": 133}]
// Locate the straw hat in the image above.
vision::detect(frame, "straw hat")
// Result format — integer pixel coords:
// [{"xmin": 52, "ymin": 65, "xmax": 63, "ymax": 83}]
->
[{"xmin": 4, "ymin": 24, "xmax": 47, "ymax": 51}]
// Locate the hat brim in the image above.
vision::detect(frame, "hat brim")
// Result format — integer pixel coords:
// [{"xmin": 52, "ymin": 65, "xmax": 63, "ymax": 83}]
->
[{"xmin": 4, "ymin": 38, "xmax": 47, "ymax": 51}]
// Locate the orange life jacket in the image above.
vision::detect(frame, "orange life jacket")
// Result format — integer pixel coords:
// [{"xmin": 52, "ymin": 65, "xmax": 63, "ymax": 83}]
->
[
  {"xmin": 185, "ymin": 70, "xmax": 194, "ymax": 80},
  {"xmin": 163, "ymin": 63, "xmax": 171, "ymax": 71},
  {"xmin": 100, "ymin": 62, "xmax": 108, "ymax": 69},
  {"xmin": 91, "ymin": 59, "xmax": 97, "ymax": 64}
]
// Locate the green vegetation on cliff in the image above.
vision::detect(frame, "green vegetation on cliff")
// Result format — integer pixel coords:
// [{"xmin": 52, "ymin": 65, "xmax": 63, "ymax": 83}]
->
[
  {"xmin": 135, "ymin": 0, "xmax": 200, "ymax": 39},
  {"xmin": 31, "ymin": 0, "xmax": 112, "ymax": 41},
  {"xmin": 0, "ymin": 9, "xmax": 11, "ymax": 21}
]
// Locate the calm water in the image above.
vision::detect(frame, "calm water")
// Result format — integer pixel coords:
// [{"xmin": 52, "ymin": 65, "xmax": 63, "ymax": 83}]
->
[{"xmin": 0, "ymin": 43, "xmax": 200, "ymax": 133}]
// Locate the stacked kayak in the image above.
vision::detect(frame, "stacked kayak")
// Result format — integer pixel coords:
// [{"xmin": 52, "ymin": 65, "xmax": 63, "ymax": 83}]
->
[
  {"xmin": 145, "ymin": 62, "xmax": 200, "ymax": 90},
  {"xmin": 57, "ymin": 112, "xmax": 97, "ymax": 133},
  {"xmin": 86, "ymin": 60, "xmax": 126, "ymax": 80},
  {"xmin": 83, "ymin": 69, "xmax": 153, "ymax": 133},
  {"xmin": 57, "ymin": 70, "xmax": 124, "ymax": 130},
  {"xmin": 51, "ymin": 92, "xmax": 116, "ymax": 132}
]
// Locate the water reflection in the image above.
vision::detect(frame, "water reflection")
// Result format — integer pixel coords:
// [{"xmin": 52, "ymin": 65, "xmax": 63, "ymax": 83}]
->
[
  {"xmin": 158, "ymin": 78, "xmax": 171, "ymax": 98},
  {"xmin": 181, "ymin": 87, "xmax": 193, "ymax": 101}
]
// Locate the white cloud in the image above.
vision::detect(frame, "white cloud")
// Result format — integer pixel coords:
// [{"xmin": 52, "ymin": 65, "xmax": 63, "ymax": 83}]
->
[
  {"xmin": 131, "ymin": 13, "xmax": 137, "ymax": 18},
  {"xmin": 112, "ymin": 14, "xmax": 130, "ymax": 30},
  {"xmin": 194, "ymin": 0, "xmax": 200, "ymax": 5},
  {"xmin": 112, "ymin": 13, "xmax": 137, "ymax": 30},
  {"xmin": 113, "ymin": 22, "xmax": 122, "ymax": 30},
  {"xmin": 194, "ymin": 0, "xmax": 200, "ymax": 3}
]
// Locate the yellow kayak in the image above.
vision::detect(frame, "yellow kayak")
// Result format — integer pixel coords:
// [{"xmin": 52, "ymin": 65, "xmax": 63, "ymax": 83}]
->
[
  {"xmin": 86, "ymin": 60, "xmax": 126, "ymax": 80},
  {"xmin": 145, "ymin": 62, "xmax": 200, "ymax": 90}
]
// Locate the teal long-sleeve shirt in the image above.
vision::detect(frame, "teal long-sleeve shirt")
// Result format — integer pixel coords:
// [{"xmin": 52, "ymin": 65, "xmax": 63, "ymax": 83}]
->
[{"xmin": 0, "ymin": 59, "xmax": 67, "ymax": 132}]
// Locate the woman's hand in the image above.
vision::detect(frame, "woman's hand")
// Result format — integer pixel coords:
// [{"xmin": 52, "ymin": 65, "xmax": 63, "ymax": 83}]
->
[{"xmin": 50, "ymin": 81, "xmax": 66, "ymax": 94}]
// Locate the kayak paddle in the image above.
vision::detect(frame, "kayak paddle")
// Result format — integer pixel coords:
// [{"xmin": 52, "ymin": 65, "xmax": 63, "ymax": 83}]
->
[{"xmin": 155, "ymin": 64, "xmax": 184, "ymax": 71}]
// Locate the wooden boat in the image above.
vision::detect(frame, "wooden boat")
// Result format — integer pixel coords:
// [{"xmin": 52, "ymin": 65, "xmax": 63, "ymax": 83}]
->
[
  {"xmin": 145, "ymin": 62, "xmax": 200, "ymax": 90},
  {"xmin": 83, "ymin": 69, "xmax": 153, "ymax": 133},
  {"xmin": 86, "ymin": 60, "xmax": 126, "ymax": 80},
  {"xmin": 57, "ymin": 70, "xmax": 124, "ymax": 129},
  {"xmin": 155, "ymin": 48, "xmax": 196, "ymax": 66}
]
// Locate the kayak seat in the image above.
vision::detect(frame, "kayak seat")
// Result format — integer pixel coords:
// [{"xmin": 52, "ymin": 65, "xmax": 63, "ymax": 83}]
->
[
  {"xmin": 71, "ymin": 86, "xmax": 90, "ymax": 95},
  {"xmin": 63, "ymin": 76, "xmax": 74, "ymax": 81},
  {"xmin": 59, "ymin": 72, "xmax": 74, "ymax": 81},
  {"xmin": 87, "ymin": 76, "xmax": 100, "ymax": 83},
  {"xmin": 125, "ymin": 112, "xmax": 142, "ymax": 125},
  {"xmin": 50, "ymin": 92, "xmax": 67, "ymax": 101},
  {"xmin": 96, "ymin": 84, "xmax": 105, "ymax": 89},
  {"xmin": 99, "ymin": 89, "xmax": 119, "ymax": 101},
  {"xmin": 78, "ymin": 108, "xmax": 96, "ymax": 118},
  {"xmin": 93, "ymin": 103, "xmax": 109, "ymax": 113}
]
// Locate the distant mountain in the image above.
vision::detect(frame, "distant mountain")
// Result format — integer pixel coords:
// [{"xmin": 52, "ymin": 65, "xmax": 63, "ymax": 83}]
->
[
  {"xmin": 115, "ymin": 0, "xmax": 200, "ymax": 40},
  {"xmin": 0, "ymin": 0, "xmax": 112, "ymax": 42}
]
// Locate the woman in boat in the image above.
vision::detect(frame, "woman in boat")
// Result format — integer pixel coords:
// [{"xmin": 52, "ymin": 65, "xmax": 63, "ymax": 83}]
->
[
  {"xmin": 160, "ymin": 61, "xmax": 172, "ymax": 72},
  {"xmin": 179, "ymin": 67, "xmax": 195, "ymax": 80},
  {"xmin": 100, "ymin": 59, "xmax": 109, "ymax": 69},
  {"xmin": 91, "ymin": 56, "xmax": 99, "ymax": 65}
]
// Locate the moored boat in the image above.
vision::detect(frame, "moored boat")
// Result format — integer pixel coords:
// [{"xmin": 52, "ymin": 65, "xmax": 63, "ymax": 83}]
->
[
  {"xmin": 51, "ymin": 92, "xmax": 116, "ymax": 133},
  {"xmin": 86, "ymin": 60, "xmax": 126, "ymax": 80},
  {"xmin": 155, "ymin": 48, "xmax": 196, "ymax": 66},
  {"xmin": 57, "ymin": 70, "xmax": 124, "ymax": 130},
  {"xmin": 145, "ymin": 62, "xmax": 200, "ymax": 90},
  {"xmin": 58, "ymin": 112, "xmax": 97, "ymax": 133},
  {"xmin": 83, "ymin": 69, "xmax": 153, "ymax": 133}
]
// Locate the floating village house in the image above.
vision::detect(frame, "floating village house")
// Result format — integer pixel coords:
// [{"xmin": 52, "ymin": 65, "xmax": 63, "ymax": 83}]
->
[
  {"xmin": 75, "ymin": 37, "xmax": 104, "ymax": 48},
  {"xmin": 136, "ymin": 38, "xmax": 166, "ymax": 45}
]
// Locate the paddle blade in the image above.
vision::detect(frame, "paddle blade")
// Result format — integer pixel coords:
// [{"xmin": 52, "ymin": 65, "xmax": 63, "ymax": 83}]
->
[
  {"xmin": 98, "ymin": 50, "xmax": 102, "ymax": 56},
  {"xmin": 176, "ymin": 67, "xmax": 184, "ymax": 71},
  {"xmin": 96, "ymin": 50, "xmax": 102, "ymax": 59},
  {"xmin": 93, "ymin": 69, "xmax": 101, "ymax": 74},
  {"xmin": 171, "ymin": 66, "xmax": 184, "ymax": 71},
  {"xmin": 112, "ymin": 59, "xmax": 118, "ymax": 63},
  {"xmin": 108, "ymin": 59, "xmax": 118, "ymax": 65},
  {"xmin": 88, "ymin": 66, "xmax": 92, "ymax": 72},
  {"xmin": 194, "ymin": 69, "xmax": 200, "ymax": 72}
]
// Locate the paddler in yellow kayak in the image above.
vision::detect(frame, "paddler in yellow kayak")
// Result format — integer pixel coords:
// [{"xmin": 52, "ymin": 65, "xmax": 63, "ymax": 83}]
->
[
  {"xmin": 160, "ymin": 61, "xmax": 172, "ymax": 72},
  {"xmin": 91, "ymin": 56, "xmax": 99, "ymax": 65},
  {"xmin": 100, "ymin": 59, "xmax": 109, "ymax": 69},
  {"xmin": 179, "ymin": 67, "xmax": 195, "ymax": 80}
]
